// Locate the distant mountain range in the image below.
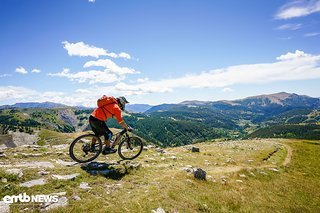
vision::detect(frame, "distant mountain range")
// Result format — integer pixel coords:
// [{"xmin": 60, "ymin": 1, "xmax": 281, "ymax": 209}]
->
[
  {"xmin": 0, "ymin": 102, "xmax": 67, "ymax": 109},
  {"xmin": 1, "ymin": 92, "xmax": 319, "ymax": 146}
]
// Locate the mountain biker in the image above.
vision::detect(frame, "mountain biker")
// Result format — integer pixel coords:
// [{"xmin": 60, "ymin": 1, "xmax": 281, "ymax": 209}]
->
[{"xmin": 89, "ymin": 96, "xmax": 132, "ymax": 154}]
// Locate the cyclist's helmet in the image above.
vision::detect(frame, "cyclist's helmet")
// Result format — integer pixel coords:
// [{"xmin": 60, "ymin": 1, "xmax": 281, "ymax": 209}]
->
[{"xmin": 116, "ymin": 96, "xmax": 129, "ymax": 110}]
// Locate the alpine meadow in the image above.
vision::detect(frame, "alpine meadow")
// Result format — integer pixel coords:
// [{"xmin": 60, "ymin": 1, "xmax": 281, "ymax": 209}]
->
[{"xmin": 1, "ymin": 0, "xmax": 320, "ymax": 213}]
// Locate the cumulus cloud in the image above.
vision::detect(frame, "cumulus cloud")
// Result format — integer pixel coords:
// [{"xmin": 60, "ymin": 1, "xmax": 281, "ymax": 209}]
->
[
  {"xmin": 275, "ymin": 0, "xmax": 320, "ymax": 19},
  {"xmin": 276, "ymin": 50, "xmax": 311, "ymax": 60},
  {"xmin": 31, "ymin": 68, "xmax": 41, "ymax": 73},
  {"xmin": 111, "ymin": 50, "xmax": 320, "ymax": 95},
  {"xmin": 276, "ymin": 23, "xmax": 302, "ymax": 30},
  {"xmin": 88, "ymin": 0, "xmax": 95, "ymax": 3},
  {"xmin": 62, "ymin": 41, "xmax": 131, "ymax": 59},
  {"xmin": 15, "ymin": 67, "xmax": 28, "ymax": 74},
  {"xmin": 48, "ymin": 68, "xmax": 124, "ymax": 84},
  {"xmin": 83, "ymin": 59, "xmax": 139, "ymax": 75}
]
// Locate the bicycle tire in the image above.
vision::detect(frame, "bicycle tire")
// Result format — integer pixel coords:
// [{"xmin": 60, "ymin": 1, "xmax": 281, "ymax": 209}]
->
[
  {"xmin": 69, "ymin": 134, "xmax": 103, "ymax": 163},
  {"xmin": 118, "ymin": 136, "xmax": 143, "ymax": 160}
]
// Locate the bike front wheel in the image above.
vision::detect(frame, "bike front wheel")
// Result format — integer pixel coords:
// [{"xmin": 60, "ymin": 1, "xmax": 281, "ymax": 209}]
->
[
  {"xmin": 118, "ymin": 136, "xmax": 143, "ymax": 160},
  {"xmin": 69, "ymin": 134, "xmax": 103, "ymax": 163}
]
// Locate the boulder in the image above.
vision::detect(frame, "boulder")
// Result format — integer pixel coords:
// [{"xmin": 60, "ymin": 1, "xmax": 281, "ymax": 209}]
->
[
  {"xmin": 55, "ymin": 159, "xmax": 76, "ymax": 167},
  {"xmin": 20, "ymin": 178, "xmax": 46, "ymax": 187},
  {"xmin": 52, "ymin": 174, "xmax": 80, "ymax": 180},
  {"xmin": 5, "ymin": 168, "xmax": 23, "ymax": 178},
  {"xmin": 41, "ymin": 196, "xmax": 68, "ymax": 211},
  {"xmin": 79, "ymin": 182, "xmax": 92, "ymax": 190},
  {"xmin": 194, "ymin": 168, "xmax": 206, "ymax": 180},
  {"xmin": 191, "ymin": 147, "xmax": 200, "ymax": 152},
  {"xmin": 0, "ymin": 201, "xmax": 10, "ymax": 213}
]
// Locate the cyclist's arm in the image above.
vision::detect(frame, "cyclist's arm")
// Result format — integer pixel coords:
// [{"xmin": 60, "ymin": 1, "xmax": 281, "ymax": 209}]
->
[
  {"xmin": 119, "ymin": 120, "xmax": 129, "ymax": 130},
  {"xmin": 113, "ymin": 105, "xmax": 130, "ymax": 131}
]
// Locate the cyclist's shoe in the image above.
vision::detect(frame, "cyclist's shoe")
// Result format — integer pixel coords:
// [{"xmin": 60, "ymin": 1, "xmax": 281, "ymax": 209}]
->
[{"xmin": 102, "ymin": 147, "xmax": 117, "ymax": 155}]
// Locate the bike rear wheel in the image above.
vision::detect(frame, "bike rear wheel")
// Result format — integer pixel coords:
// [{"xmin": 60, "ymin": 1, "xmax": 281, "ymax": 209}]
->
[
  {"xmin": 118, "ymin": 136, "xmax": 143, "ymax": 160},
  {"xmin": 69, "ymin": 134, "xmax": 102, "ymax": 163}
]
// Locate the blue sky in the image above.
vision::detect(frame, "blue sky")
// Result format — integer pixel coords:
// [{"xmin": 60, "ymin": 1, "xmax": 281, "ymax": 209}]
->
[{"xmin": 0, "ymin": 0, "xmax": 320, "ymax": 106}]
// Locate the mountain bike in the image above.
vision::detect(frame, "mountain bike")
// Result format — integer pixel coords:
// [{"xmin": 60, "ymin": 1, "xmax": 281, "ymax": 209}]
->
[{"xmin": 69, "ymin": 129, "xmax": 143, "ymax": 163}]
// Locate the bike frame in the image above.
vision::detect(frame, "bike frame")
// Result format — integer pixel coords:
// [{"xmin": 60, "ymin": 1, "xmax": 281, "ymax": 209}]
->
[{"xmin": 110, "ymin": 129, "xmax": 129, "ymax": 148}]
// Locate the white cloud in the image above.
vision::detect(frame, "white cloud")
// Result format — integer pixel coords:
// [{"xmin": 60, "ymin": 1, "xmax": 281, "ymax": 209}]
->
[
  {"xmin": 83, "ymin": 59, "xmax": 139, "ymax": 75},
  {"xmin": 276, "ymin": 23, "xmax": 302, "ymax": 30},
  {"xmin": 304, "ymin": 32, "xmax": 320, "ymax": 37},
  {"xmin": 62, "ymin": 41, "xmax": 131, "ymax": 59},
  {"xmin": 221, "ymin": 88, "xmax": 234, "ymax": 93},
  {"xmin": 48, "ymin": 68, "xmax": 124, "ymax": 84},
  {"xmin": 275, "ymin": 0, "xmax": 320, "ymax": 19},
  {"xmin": 31, "ymin": 68, "xmax": 41, "ymax": 73},
  {"xmin": 0, "ymin": 74, "xmax": 11, "ymax": 78},
  {"xmin": 111, "ymin": 50, "xmax": 320, "ymax": 95},
  {"xmin": 276, "ymin": 50, "xmax": 311, "ymax": 61},
  {"xmin": 88, "ymin": 0, "xmax": 95, "ymax": 3},
  {"xmin": 136, "ymin": 77, "xmax": 149, "ymax": 83},
  {"xmin": 15, "ymin": 67, "xmax": 28, "ymax": 74}
]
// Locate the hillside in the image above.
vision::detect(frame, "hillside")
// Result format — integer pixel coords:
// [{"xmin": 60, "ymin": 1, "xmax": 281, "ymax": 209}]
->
[
  {"xmin": 1, "ymin": 135, "xmax": 320, "ymax": 212},
  {"xmin": 1, "ymin": 92, "xmax": 319, "ymax": 147}
]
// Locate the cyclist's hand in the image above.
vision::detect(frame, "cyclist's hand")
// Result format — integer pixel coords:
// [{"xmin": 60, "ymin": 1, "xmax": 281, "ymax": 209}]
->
[{"xmin": 127, "ymin": 127, "xmax": 133, "ymax": 132}]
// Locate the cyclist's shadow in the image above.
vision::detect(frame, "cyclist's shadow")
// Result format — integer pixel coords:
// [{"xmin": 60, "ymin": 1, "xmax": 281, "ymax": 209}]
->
[{"xmin": 80, "ymin": 161, "xmax": 128, "ymax": 180}]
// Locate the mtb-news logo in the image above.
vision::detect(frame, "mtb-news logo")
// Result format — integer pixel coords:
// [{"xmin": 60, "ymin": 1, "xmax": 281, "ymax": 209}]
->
[{"xmin": 2, "ymin": 193, "xmax": 59, "ymax": 204}]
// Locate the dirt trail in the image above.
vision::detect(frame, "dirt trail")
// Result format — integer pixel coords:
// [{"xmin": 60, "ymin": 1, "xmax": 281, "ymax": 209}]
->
[
  {"xmin": 210, "ymin": 141, "xmax": 293, "ymax": 175},
  {"xmin": 282, "ymin": 143, "xmax": 292, "ymax": 167}
]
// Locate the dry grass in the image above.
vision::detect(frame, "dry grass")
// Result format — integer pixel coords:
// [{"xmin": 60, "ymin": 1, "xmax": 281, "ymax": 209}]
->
[{"xmin": 1, "ymin": 137, "xmax": 319, "ymax": 212}]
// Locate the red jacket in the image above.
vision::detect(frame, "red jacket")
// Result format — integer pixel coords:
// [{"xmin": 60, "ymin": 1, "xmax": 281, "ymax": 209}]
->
[{"xmin": 91, "ymin": 103, "xmax": 123, "ymax": 123}]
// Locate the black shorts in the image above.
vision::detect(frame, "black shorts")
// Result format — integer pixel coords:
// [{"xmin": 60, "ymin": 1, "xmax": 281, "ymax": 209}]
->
[{"xmin": 89, "ymin": 115, "xmax": 113, "ymax": 140}]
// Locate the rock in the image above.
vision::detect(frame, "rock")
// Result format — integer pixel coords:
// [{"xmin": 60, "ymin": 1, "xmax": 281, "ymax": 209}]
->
[
  {"xmin": 220, "ymin": 176, "xmax": 228, "ymax": 182},
  {"xmin": 191, "ymin": 147, "xmax": 200, "ymax": 152},
  {"xmin": 143, "ymin": 147, "xmax": 148, "ymax": 151},
  {"xmin": 170, "ymin": 156, "xmax": 177, "ymax": 160},
  {"xmin": 52, "ymin": 144, "xmax": 69, "ymax": 150},
  {"xmin": 20, "ymin": 178, "xmax": 46, "ymax": 187},
  {"xmin": 2, "ymin": 178, "xmax": 7, "ymax": 183},
  {"xmin": 79, "ymin": 182, "xmax": 92, "ymax": 190},
  {"xmin": 21, "ymin": 153, "xmax": 44, "ymax": 157},
  {"xmin": 246, "ymin": 159, "xmax": 254, "ymax": 163},
  {"xmin": 239, "ymin": 174, "xmax": 246, "ymax": 178},
  {"xmin": 6, "ymin": 168, "xmax": 23, "ymax": 178},
  {"xmin": 249, "ymin": 172, "xmax": 256, "ymax": 177},
  {"xmin": 0, "ymin": 153, "xmax": 7, "ymax": 158},
  {"xmin": 182, "ymin": 167, "xmax": 194, "ymax": 173},
  {"xmin": 269, "ymin": 168, "xmax": 280, "ymax": 172},
  {"xmin": 55, "ymin": 159, "xmax": 76, "ymax": 167},
  {"xmin": 38, "ymin": 170, "xmax": 49, "ymax": 176},
  {"xmin": 155, "ymin": 148, "xmax": 166, "ymax": 154},
  {"xmin": 194, "ymin": 168, "xmax": 206, "ymax": 180},
  {"xmin": 152, "ymin": 207, "xmax": 166, "ymax": 213},
  {"xmin": 52, "ymin": 173, "xmax": 80, "ymax": 180},
  {"xmin": 124, "ymin": 162, "xmax": 141, "ymax": 170},
  {"xmin": 72, "ymin": 195, "xmax": 81, "ymax": 201},
  {"xmin": 236, "ymin": 179, "xmax": 244, "ymax": 183},
  {"xmin": 5, "ymin": 161, "xmax": 55, "ymax": 169},
  {"xmin": 0, "ymin": 201, "xmax": 10, "ymax": 213},
  {"xmin": 41, "ymin": 196, "xmax": 68, "ymax": 211}
]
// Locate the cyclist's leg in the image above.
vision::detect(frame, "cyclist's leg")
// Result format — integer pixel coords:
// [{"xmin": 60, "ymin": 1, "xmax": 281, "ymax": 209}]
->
[
  {"xmin": 89, "ymin": 115, "xmax": 104, "ymax": 147},
  {"xmin": 103, "ymin": 126, "xmax": 113, "ymax": 148}
]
